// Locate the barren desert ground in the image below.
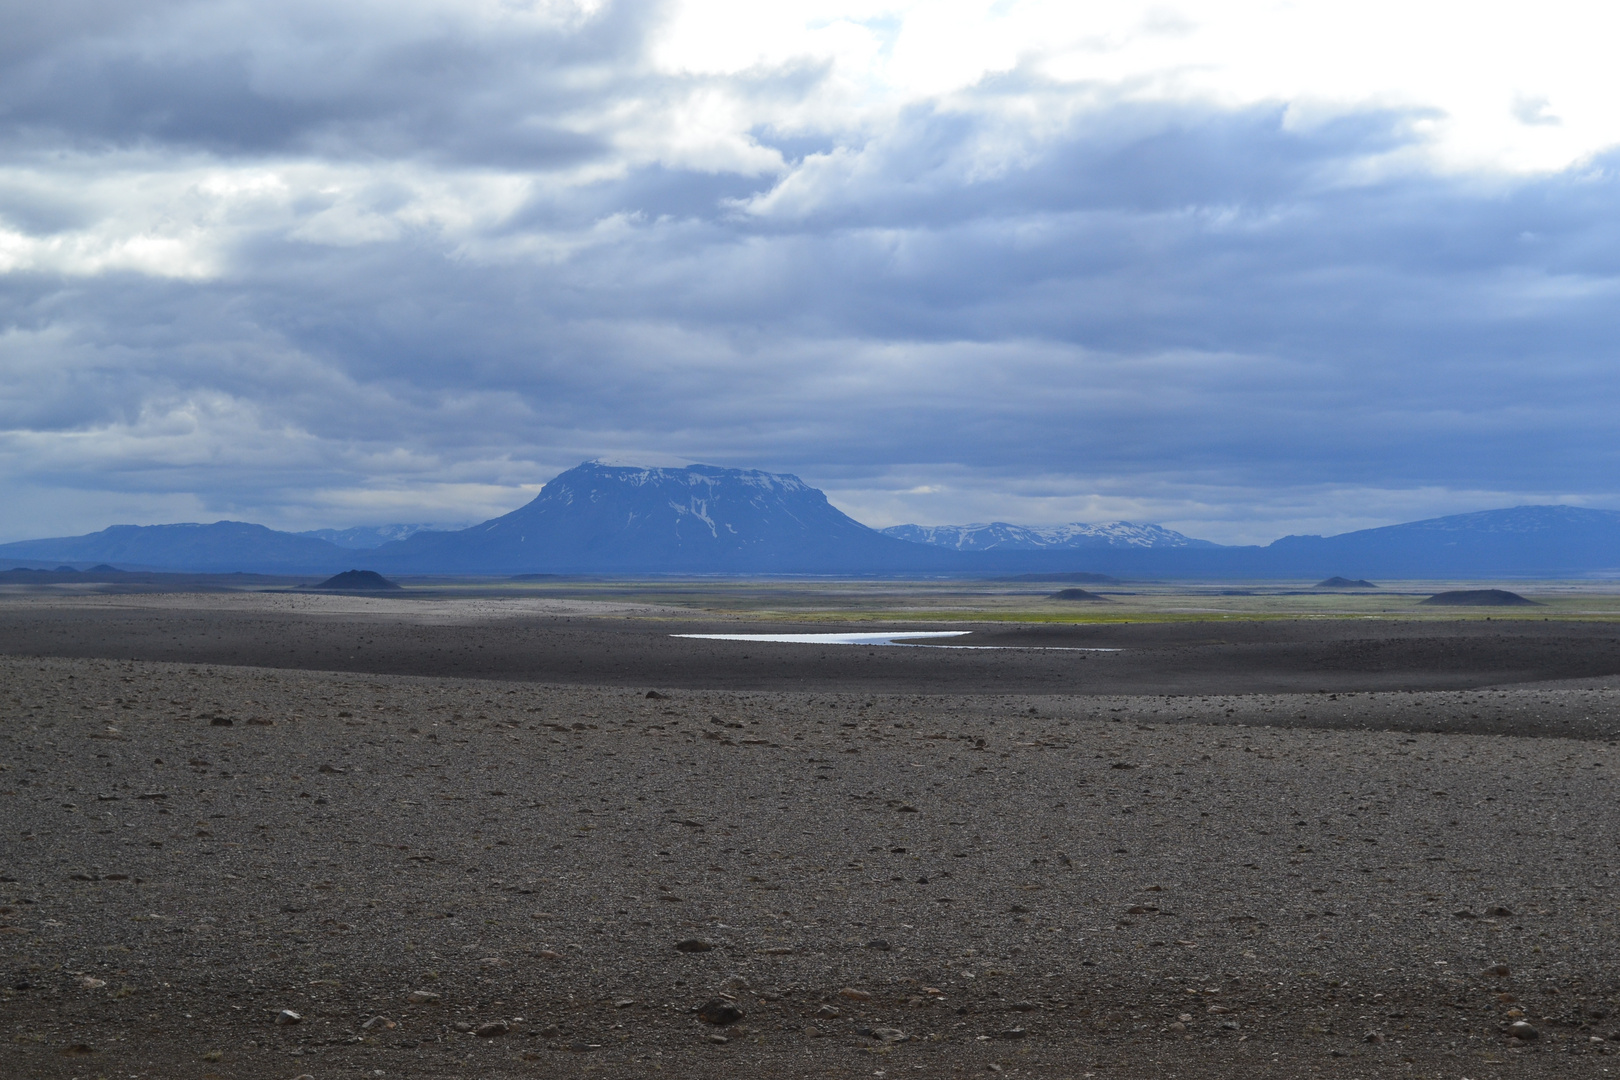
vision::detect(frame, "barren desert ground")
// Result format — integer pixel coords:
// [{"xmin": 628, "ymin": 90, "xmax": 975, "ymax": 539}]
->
[{"xmin": 2, "ymin": 589, "xmax": 1618, "ymax": 1079}]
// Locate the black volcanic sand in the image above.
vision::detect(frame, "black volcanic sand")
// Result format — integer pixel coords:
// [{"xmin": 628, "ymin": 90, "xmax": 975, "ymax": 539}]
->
[
  {"xmin": 3, "ymin": 596, "xmax": 1620, "ymax": 1078},
  {"xmin": 1, "ymin": 655, "xmax": 1618, "ymax": 1080},
  {"xmin": 2, "ymin": 594, "xmax": 1620, "ymax": 708}
]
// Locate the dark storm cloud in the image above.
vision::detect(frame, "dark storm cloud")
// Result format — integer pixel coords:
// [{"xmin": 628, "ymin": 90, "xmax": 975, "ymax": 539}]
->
[
  {"xmin": 2, "ymin": 1, "xmax": 1620, "ymax": 540},
  {"xmin": 0, "ymin": 0, "xmax": 657, "ymax": 166}
]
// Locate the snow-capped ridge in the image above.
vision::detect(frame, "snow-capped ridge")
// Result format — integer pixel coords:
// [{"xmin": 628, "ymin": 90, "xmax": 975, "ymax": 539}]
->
[{"xmin": 883, "ymin": 520, "xmax": 1214, "ymax": 551}]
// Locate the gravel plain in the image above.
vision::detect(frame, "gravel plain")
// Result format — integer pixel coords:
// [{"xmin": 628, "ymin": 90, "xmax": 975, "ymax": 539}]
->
[{"xmin": 2, "ymin": 596, "xmax": 1619, "ymax": 1078}]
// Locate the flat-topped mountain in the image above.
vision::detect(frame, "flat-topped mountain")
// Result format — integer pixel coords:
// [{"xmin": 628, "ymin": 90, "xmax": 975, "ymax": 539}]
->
[{"xmin": 372, "ymin": 462, "xmax": 951, "ymax": 574}]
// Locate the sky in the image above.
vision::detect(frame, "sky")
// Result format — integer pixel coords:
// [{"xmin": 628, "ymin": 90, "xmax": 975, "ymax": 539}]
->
[{"xmin": 3, "ymin": 0, "xmax": 1620, "ymax": 545}]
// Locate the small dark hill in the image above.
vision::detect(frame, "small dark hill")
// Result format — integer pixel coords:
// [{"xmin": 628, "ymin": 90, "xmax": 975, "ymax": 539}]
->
[
  {"xmin": 1419, "ymin": 589, "xmax": 1539, "ymax": 607},
  {"xmin": 1050, "ymin": 588, "xmax": 1112, "ymax": 602},
  {"xmin": 313, "ymin": 570, "xmax": 402, "ymax": 591},
  {"xmin": 1315, "ymin": 576, "xmax": 1377, "ymax": 589},
  {"xmin": 88, "ymin": 564, "xmax": 123, "ymax": 573}
]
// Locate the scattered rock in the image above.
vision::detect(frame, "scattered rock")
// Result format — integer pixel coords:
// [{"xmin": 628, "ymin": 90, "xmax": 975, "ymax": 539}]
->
[
  {"xmin": 722, "ymin": 975, "xmax": 751, "ymax": 991},
  {"xmin": 474, "ymin": 1021, "xmax": 509, "ymax": 1037},
  {"xmin": 839, "ymin": 987, "xmax": 873, "ymax": 1001},
  {"xmin": 646, "ymin": 691, "xmax": 668, "ymax": 700},
  {"xmin": 452, "ymin": 1021, "xmax": 474, "ymax": 1033},
  {"xmin": 869, "ymin": 1027, "xmax": 908, "ymax": 1042},
  {"xmin": 815, "ymin": 1005, "xmax": 842, "ymax": 1019},
  {"xmin": 999, "ymin": 1027, "xmax": 1027, "ymax": 1039},
  {"xmin": 1486, "ymin": 906, "xmax": 1515, "ymax": 918},
  {"xmin": 274, "ymin": 1010, "xmax": 302, "ymax": 1026},
  {"xmin": 707, "ymin": 1034, "xmax": 729, "ymax": 1044},
  {"xmin": 865, "ymin": 939, "xmax": 892, "ymax": 951},
  {"xmin": 362, "ymin": 1015, "xmax": 395, "ymax": 1030},
  {"xmin": 675, "ymin": 938, "xmax": 715, "ymax": 953},
  {"xmin": 1480, "ymin": 963, "xmax": 1511, "ymax": 978},
  {"xmin": 696, "ymin": 998, "xmax": 745, "ymax": 1026},
  {"xmin": 538, "ymin": 1024, "xmax": 562, "ymax": 1038},
  {"xmin": 1009, "ymin": 1001, "xmax": 1035, "ymax": 1012},
  {"xmin": 79, "ymin": 976, "xmax": 106, "ymax": 989},
  {"xmin": 408, "ymin": 990, "xmax": 441, "ymax": 1004},
  {"xmin": 614, "ymin": 999, "xmax": 637, "ymax": 1009},
  {"xmin": 1508, "ymin": 1021, "xmax": 1539, "ymax": 1041},
  {"xmin": 1364, "ymin": 1032, "xmax": 1385, "ymax": 1044},
  {"xmin": 1453, "ymin": 909, "xmax": 1479, "ymax": 920}
]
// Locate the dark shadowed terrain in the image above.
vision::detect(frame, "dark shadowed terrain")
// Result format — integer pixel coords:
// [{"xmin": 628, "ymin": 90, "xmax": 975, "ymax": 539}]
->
[{"xmin": 2, "ymin": 593, "xmax": 1620, "ymax": 703}]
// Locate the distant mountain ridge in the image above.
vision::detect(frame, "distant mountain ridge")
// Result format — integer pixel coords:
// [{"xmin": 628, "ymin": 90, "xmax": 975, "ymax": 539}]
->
[
  {"xmin": 2, "ymin": 464, "xmax": 1618, "ymax": 578},
  {"xmin": 296, "ymin": 524, "xmax": 456, "ymax": 549},
  {"xmin": 1262, "ymin": 504, "xmax": 1620, "ymax": 578},
  {"xmin": 883, "ymin": 521, "xmax": 1215, "ymax": 551},
  {"xmin": 0, "ymin": 521, "xmax": 351, "ymax": 574}
]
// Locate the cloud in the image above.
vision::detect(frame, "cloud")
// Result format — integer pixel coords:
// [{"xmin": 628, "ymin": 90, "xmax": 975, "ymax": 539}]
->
[{"xmin": 3, "ymin": 1, "xmax": 1620, "ymax": 543}]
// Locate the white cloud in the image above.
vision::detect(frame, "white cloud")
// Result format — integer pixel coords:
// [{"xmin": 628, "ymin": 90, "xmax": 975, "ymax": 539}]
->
[{"xmin": 4, "ymin": 0, "xmax": 1620, "ymax": 543}]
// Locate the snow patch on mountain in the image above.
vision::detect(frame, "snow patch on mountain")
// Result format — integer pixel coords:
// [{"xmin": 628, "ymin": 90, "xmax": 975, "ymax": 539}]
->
[
  {"xmin": 883, "ymin": 521, "xmax": 1215, "ymax": 551},
  {"xmin": 297, "ymin": 523, "xmax": 460, "ymax": 549}
]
